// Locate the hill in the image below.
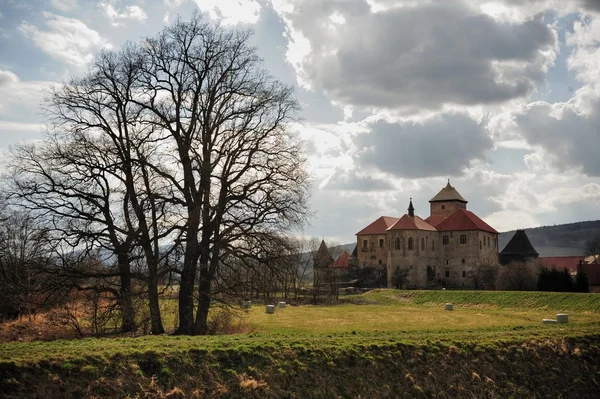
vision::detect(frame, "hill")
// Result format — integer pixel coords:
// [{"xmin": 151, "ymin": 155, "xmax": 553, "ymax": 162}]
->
[{"xmin": 499, "ymin": 220, "xmax": 600, "ymax": 256}]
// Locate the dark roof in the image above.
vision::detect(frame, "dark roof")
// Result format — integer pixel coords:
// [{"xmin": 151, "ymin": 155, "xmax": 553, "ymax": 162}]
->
[
  {"xmin": 435, "ymin": 209, "xmax": 498, "ymax": 234},
  {"xmin": 314, "ymin": 240, "xmax": 333, "ymax": 264},
  {"xmin": 499, "ymin": 230, "xmax": 539, "ymax": 257},
  {"xmin": 388, "ymin": 214, "xmax": 437, "ymax": 231},
  {"xmin": 356, "ymin": 216, "xmax": 400, "ymax": 235},
  {"xmin": 430, "ymin": 181, "xmax": 467, "ymax": 203}
]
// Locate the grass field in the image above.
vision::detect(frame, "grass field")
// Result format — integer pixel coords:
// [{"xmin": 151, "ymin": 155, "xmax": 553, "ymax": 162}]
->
[{"xmin": 2, "ymin": 290, "xmax": 600, "ymax": 398}]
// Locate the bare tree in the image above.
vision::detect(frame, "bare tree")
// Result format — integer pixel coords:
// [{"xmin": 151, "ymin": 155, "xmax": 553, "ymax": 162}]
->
[
  {"xmin": 131, "ymin": 16, "xmax": 310, "ymax": 334},
  {"xmin": 495, "ymin": 260, "xmax": 539, "ymax": 291},
  {"xmin": 585, "ymin": 237, "xmax": 600, "ymax": 261},
  {"xmin": 0, "ymin": 211, "xmax": 55, "ymax": 320},
  {"xmin": 7, "ymin": 15, "xmax": 310, "ymax": 335}
]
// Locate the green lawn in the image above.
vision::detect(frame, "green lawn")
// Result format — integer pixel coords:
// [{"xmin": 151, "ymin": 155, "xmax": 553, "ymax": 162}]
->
[{"xmin": 2, "ymin": 289, "xmax": 600, "ymax": 365}]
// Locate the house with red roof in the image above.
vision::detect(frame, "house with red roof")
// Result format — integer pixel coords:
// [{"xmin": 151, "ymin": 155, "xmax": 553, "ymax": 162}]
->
[{"xmin": 356, "ymin": 181, "xmax": 499, "ymax": 289}]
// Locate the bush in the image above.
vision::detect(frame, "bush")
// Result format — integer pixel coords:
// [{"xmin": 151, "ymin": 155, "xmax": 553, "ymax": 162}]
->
[{"xmin": 496, "ymin": 260, "xmax": 538, "ymax": 291}]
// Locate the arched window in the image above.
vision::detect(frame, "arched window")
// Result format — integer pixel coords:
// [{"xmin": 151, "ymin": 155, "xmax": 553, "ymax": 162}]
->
[
  {"xmin": 395, "ymin": 237, "xmax": 400, "ymax": 250},
  {"xmin": 408, "ymin": 237, "xmax": 414, "ymax": 250},
  {"xmin": 421, "ymin": 237, "xmax": 425, "ymax": 251}
]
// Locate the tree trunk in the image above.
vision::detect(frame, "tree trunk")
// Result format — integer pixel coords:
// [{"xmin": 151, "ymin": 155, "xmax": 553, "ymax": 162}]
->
[
  {"xmin": 118, "ymin": 253, "xmax": 136, "ymax": 333},
  {"xmin": 193, "ymin": 275, "xmax": 212, "ymax": 335},
  {"xmin": 147, "ymin": 258, "xmax": 164, "ymax": 334},
  {"xmin": 176, "ymin": 260, "xmax": 196, "ymax": 335}
]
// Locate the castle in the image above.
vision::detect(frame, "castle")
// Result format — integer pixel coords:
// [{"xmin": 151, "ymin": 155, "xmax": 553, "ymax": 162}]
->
[{"xmin": 355, "ymin": 181, "xmax": 499, "ymax": 289}]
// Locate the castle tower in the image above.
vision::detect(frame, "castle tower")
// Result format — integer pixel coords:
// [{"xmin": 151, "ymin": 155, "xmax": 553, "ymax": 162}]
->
[{"xmin": 429, "ymin": 180, "xmax": 468, "ymax": 218}]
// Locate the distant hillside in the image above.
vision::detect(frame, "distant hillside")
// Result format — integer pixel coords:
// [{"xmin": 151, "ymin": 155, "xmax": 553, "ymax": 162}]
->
[
  {"xmin": 340, "ymin": 220, "xmax": 600, "ymax": 258},
  {"xmin": 499, "ymin": 220, "xmax": 600, "ymax": 257}
]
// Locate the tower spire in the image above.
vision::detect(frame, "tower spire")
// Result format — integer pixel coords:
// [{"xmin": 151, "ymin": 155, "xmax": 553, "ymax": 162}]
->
[{"xmin": 408, "ymin": 197, "xmax": 415, "ymax": 217}]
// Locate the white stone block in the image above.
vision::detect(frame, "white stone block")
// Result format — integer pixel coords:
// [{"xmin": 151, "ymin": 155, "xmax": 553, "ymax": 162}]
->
[{"xmin": 265, "ymin": 305, "xmax": 275, "ymax": 314}]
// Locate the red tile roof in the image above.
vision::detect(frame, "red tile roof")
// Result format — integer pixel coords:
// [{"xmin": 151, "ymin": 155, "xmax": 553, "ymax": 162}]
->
[
  {"xmin": 424, "ymin": 214, "xmax": 446, "ymax": 227},
  {"xmin": 356, "ymin": 216, "xmax": 400, "ymax": 235},
  {"xmin": 538, "ymin": 256, "xmax": 585, "ymax": 274},
  {"xmin": 435, "ymin": 209, "xmax": 498, "ymax": 234},
  {"xmin": 332, "ymin": 251, "xmax": 351, "ymax": 268},
  {"xmin": 388, "ymin": 214, "xmax": 437, "ymax": 231}
]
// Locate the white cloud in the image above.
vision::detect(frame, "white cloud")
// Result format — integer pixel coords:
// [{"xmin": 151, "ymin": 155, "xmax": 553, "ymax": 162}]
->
[
  {"xmin": 100, "ymin": 2, "xmax": 148, "ymax": 26},
  {"xmin": 192, "ymin": 0, "xmax": 261, "ymax": 25},
  {"xmin": 274, "ymin": 0, "xmax": 557, "ymax": 111},
  {"xmin": 19, "ymin": 12, "xmax": 111, "ymax": 68},
  {"xmin": 0, "ymin": 70, "xmax": 57, "ymax": 120},
  {"xmin": 50, "ymin": 0, "xmax": 79, "ymax": 13}
]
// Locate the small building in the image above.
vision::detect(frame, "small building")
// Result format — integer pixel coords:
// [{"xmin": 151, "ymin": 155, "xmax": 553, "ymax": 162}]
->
[{"xmin": 499, "ymin": 229, "xmax": 539, "ymax": 265}]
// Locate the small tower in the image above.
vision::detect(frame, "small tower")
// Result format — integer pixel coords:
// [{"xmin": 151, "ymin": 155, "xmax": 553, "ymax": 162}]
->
[
  {"xmin": 313, "ymin": 240, "xmax": 333, "ymax": 269},
  {"xmin": 429, "ymin": 180, "xmax": 468, "ymax": 217},
  {"xmin": 408, "ymin": 197, "xmax": 415, "ymax": 217},
  {"xmin": 499, "ymin": 229, "xmax": 539, "ymax": 265}
]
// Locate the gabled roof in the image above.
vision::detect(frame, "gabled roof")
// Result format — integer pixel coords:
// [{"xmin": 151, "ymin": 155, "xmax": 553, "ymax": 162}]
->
[
  {"xmin": 332, "ymin": 251, "xmax": 352, "ymax": 268},
  {"xmin": 356, "ymin": 216, "xmax": 400, "ymax": 235},
  {"xmin": 499, "ymin": 230, "xmax": 538, "ymax": 256},
  {"xmin": 424, "ymin": 214, "xmax": 446, "ymax": 227},
  {"xmin": 430, "ymin": 181, "xmax": 467, "ymax": 203},
  {"xmin": 538, "ymin": 256, "xmax": 585, "ymax": 274},
  {"xmin": 388, "ymin": 214, "xmax": 437, "ymax": 231},
  {"xmin": 435, "ymin": 209, "xmax": 498, "ymax": 234}
]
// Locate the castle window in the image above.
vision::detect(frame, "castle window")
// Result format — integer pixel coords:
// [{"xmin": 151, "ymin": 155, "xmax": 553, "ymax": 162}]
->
[
  {"xmin": 379, "ymin": 239, "xmax": 384, "ymax": 248},
  {"xmin": 445, "ymin": 270, "xmax": 450, "ymax": 278},
  {"xmin": 395, "ymin": 237, "xmax": 400, "ymax": 250},
  {"xmin": 480, "ymin": 241, "xmax": 482, "ymax": 249},
  {"xmin": 363, "ymin": 239, "xmax": 368, "ymax": 248},
  {"xmin": 442, "ymin": 235, "xmax": 449, "ymax": 245},
  {"xmin": 441, "ymin": 205, "xmax": 445, "ymax": 210},
  {"xmin": 421, "ymin": 237, "xmax": 425, "ymax": 251},
  {"xmin": 378, "ymin": 259, "xmax": 382, "ymax": 265},
  {"xmin": 460, "ymin": 234, "xmax": 467, "ymax": 245},
  {"xmin": 462, "ymin": 270, "xmax": 466, "ymax": 278},
  {"xmin": 408, "ymin": 237, "xmax": 414, "ymax": 250},
  {"xmin": 445, "ymin": 259, "xmax": 449, "ymax": 266},
  {"xmin": 461, "ymin": 258, "xmax": 465, "ymax": 264}
]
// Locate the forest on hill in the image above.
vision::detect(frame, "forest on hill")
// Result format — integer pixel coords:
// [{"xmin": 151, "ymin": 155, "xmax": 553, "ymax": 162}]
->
[{"xmin": 498, "ymin": 220, "xmax": 600, "ymax": 256}]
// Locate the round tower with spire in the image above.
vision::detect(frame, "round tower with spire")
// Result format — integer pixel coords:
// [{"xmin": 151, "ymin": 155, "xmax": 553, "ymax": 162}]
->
[{"xmin": 429, "ymin": 179, "xmax": 468, "ymax": 218}]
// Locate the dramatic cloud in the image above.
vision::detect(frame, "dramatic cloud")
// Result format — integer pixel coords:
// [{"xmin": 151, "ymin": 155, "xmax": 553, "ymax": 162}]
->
[
  {"xmin": 515, "ymin": 88, "xmax": 600, "ymax": 176},
  {"xmin": 19, "ymin": 12, "xmax": 111, "ymax": 67},
  {"xmin": 354, "ymin": 113, "xmax": 493, "ymax": 178},
  {"xmin": 275, "ymin": 0, "xmax": 557, "ymax": 110},
  {"xmin": 324, "ymin": 169, "xmax": 394, "ymax": 192},
  {"xmin": 50, "ymin": 0, "xmax": 79, "ymax": 12},
  {"xmin": 192, "ymin": 0, "xmax": 261, "ymax": 25},
  {"xmin": 0, "ymin": 70, "xmax": 19, "ymax": 86},
  {"xmin": 100, "ymin": 2, "xmax": 148, "ymax": 26}
]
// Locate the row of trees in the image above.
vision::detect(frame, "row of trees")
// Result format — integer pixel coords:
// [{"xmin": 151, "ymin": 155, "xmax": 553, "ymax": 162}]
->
[{"xmin": 1, "ymin": 15, "xmax": 311, "ymax": 335}]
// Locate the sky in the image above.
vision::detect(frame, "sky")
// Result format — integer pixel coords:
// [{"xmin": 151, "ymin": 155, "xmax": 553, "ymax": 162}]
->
[{"xmin": 0, "ymin": 0, "xmax": 599, "ymax": 244}]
